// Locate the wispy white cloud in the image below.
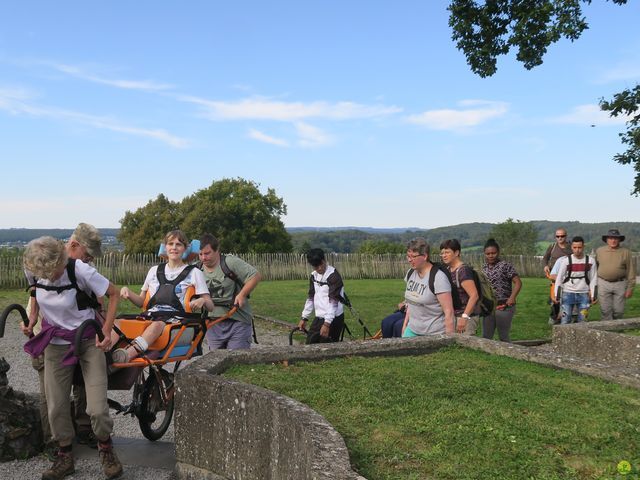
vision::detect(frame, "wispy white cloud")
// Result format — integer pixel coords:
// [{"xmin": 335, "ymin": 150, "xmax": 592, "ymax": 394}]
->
[
  {"xmin": 247, "ymin": 128, "xmax": 289, "ymax": 147},
  {"xmin": 0, "ymin": 87, "xmax": 189, "ymax": 148},
  {"xmin": 597, "ymin": 64, "xmax": 640, "ymax": 84},
  {"xmin": 550, "ymin": 103, "xmax": 631, "ymax": 126},
  {"xmin": 295, "ymin": 122, "xmax": 333, "ymax": 147},
  {"xmin": 180, "ymin": 95, "xmax": 402, "ymax": 121},
  {"xmin": 406, "ymin": 100, "xmax": 509, "ymax": 131},
  {"xmin": 46, "ymin": 61, "xmax": 173, "ymax": 91}
]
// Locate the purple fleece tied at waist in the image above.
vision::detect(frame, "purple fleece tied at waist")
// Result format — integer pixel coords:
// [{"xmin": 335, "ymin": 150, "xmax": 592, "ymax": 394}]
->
[{"xmin": 24, "ymin": 318, "xmax": 98, "ymax": 366}]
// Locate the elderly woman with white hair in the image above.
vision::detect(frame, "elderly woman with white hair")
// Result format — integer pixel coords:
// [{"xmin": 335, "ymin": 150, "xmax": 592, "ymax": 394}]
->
[{"xmin": 21, "ymin": 236, "xmax": 123, "ymax": 480}]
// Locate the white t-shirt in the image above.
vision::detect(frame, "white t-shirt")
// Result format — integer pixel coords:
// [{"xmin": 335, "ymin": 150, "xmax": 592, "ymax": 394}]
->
[
  {"xmin": 142, "ymin": 264, "xmax": 209, "ymax": 312},
  {"xmin": 26, "ymin": 260, "xmax": 109, "ymax": 344}
]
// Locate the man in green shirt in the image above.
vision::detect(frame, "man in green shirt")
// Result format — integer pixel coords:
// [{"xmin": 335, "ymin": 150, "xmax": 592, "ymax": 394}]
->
[
  {"xmin": 194, "ymin": 233, "xmax": 261, "ymax": 349},
  {"xmin": 595, "ymin": 229, "xmax": 636, "ymax": 320}
]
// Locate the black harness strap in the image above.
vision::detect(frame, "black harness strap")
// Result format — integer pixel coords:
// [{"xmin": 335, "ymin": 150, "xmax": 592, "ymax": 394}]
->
[
  {"xmin": 146, "ymin": 263, "xmax": 196, "ymax": 312},
  {"xmin": 32, "ymin": 259, "xmax": 100, "ymax": 310}
]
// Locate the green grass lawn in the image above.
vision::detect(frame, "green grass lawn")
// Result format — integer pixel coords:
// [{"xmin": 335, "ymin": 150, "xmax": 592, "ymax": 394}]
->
[
  {"xmin": 249, "ymin": 277, "xmax": 640, "ymax": 341},
  {"xmin": 227, "ymin": 346, "xmax": 640, "ymax": 480}
]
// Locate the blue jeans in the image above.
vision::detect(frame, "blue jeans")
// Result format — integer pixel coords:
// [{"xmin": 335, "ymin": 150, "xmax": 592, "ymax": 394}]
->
[
  {"xmin": 381, "ymin": 310, "xmax": 404, "ymax": 338},
  {"xmin": 560, "ymin": 292, "xmax": 590, "ymax": 324}
]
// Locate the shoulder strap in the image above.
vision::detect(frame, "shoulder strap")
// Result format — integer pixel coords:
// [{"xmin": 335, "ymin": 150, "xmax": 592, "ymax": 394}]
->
[
  {"xmin": 221, "ymin": 254, "xmax": 245, "ymax": 289},
  {"xmin": 157, "ymin": 263, "xmax": 196, "ymax": 285},
  {"xmin": 32, "ymin": 259, "xmax": 77, "ymax": 294},
  {"xmin": 66, "ymin": 258, "xmax": 78, "ymax": 288},
  {"xmin": 156, "ymin": 263, "xmax": 167, "ymax": 284},
  {"xmin": 219, "ymin": 254, "xmax": 238, "ymax": 282},
  {"xmin": 405, "ymin": 268, "xmax": 415, "ymax": 282},
  {"xmin": 428, "ymin": 263, "xmax": 439, "ymax": 296}
]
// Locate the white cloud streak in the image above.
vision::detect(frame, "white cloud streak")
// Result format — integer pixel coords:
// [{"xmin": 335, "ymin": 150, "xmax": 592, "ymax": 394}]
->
[
  {"xmin": 180, "ymin": 95, "xmax": 402, "ymax": 121},
  {"xmin": 247, "ymin": 128, "xmax": 289, "ymax": 147},
  {"xmin": 0, "ymin": 87, "xmax": 189, "ymax": 148},
  {"xmin": 406, "ymin": 100, "xmax": 509, "ymax": 131},
  {"xmin": 47, "ymin": 62, "xmax": 173, "ymax": 91},
  {"xmin": 295, "ymin": 122, "xmax": 333, "ymax": 147},
  {"xmin": 550, "ymin": 104, "xmax": 631, "ymax": 126},
  {"xmin": 597, "ymin": 65, "xmax": 640, "ymax": 84}
]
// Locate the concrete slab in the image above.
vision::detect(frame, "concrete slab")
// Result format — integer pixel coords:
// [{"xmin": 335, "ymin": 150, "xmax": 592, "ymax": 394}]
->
[{"xmin": 75, "ymin": 436, "xmax": 176, "ymax": 470}]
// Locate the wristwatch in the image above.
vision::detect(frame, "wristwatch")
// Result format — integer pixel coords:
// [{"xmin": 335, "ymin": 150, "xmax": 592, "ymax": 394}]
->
[{"xmin": 461, "ymin": 313, "xmax": 471, "ymax": 320}]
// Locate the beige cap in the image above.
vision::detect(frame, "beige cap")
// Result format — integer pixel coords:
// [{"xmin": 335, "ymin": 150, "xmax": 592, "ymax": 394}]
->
[{"xmin": 72, "ymin": 223, "xmax": 103, "ymax": 258}]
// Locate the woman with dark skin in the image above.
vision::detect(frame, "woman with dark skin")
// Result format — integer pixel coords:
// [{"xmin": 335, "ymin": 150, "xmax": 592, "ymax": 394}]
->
[{"xmin": 481, "ymin": 238, "xmax": 522, "ymax": 342}]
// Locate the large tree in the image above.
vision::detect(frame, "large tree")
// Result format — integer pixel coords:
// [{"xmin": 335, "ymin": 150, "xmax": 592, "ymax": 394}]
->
[
  {"xmin": 180, "ymin": 178, "xmax": 292, "ymax": 253},
  {"xmin": 119, "ymin": 194, "xmax": 181, "ymax": 254},
  {"xmin": 118, "ymin": 178, "xmax": 292, "ymax": 254},
  {"xmin": 489, "ymin": 218, "xmax": 538, "ymax": 255},
  {"xmin": 447, "ymin": 0, "xmax": 639, "ymax": 194}
]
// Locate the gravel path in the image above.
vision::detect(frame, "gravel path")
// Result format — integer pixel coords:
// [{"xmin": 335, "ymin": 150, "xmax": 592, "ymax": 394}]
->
[{"xmin": 0, "ymin": 313, "xmax": 292, "ymax": 480}]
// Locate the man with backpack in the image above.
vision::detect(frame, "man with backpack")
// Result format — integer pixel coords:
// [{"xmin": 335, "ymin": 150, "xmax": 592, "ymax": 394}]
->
[
  {"xmin": 552, "ymin": 236, "xmax": 597, "ymax": 324},
  {"xmin": 196, "ymin": 233, "xmax": 261, "ymax": 350},
  {"xmin": 299, "ymin": 248, "xmax": 346, "ymax": 344}
]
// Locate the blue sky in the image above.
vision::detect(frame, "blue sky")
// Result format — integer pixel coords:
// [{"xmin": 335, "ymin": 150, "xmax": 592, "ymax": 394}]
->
[{"xmin": 1, "ymin": 1, "xmax": 639, "ymax": 229}]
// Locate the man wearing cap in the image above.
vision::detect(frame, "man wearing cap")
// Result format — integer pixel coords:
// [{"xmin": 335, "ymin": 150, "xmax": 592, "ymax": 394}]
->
[{"xmin": 595, "ymin": 229, "xmax": 636, "ymax": 320}]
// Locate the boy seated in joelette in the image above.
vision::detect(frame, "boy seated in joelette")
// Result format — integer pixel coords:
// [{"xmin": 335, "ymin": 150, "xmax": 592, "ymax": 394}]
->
[{"xmin": 114, "ymin": 230, "xmax": 213, "ymax": 363}]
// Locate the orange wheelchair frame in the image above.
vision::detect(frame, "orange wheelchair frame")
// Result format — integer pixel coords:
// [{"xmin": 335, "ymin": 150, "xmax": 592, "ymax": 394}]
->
[{"xmin": 0, "ymin": 303, "xmax": 237, "ymax": 441}]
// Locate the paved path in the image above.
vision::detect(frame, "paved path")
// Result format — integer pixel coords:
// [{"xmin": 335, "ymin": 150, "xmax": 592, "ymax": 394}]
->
[{"xmin": 0, "ymin": 315, "xmax": 293, "ymax": 480}]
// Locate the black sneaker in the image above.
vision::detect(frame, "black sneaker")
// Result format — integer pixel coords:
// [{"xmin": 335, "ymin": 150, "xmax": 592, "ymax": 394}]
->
[{"xmin": 76, "ymin": 429, "xmax": 98, "ymax": 449}]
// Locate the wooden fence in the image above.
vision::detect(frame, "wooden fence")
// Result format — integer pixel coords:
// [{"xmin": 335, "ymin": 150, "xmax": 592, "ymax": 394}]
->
[{"xmin": 3, "ymin": 252, "xmax": 638, "ymax": 289}]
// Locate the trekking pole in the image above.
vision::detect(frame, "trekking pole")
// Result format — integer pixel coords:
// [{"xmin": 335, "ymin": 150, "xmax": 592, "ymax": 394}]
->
[{"xmin": 342, "ymin": 293, "xmax": 373, "ymax": 340}]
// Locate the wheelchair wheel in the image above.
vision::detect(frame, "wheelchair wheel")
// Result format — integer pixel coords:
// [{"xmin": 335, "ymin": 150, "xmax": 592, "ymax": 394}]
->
[{"xmin": 137, "ymin": 367, "xmax": 174, "ymax": 441}]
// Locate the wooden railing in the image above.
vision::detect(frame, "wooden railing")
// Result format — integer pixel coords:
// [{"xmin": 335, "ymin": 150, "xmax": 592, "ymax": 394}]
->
[{"xmin": 2, "ymin": 252, "xmax": 638, "ymax": 289}]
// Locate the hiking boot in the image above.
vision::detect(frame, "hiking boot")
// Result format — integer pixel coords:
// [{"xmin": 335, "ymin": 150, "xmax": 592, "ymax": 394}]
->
[
  {"xmin": 98, "ymin": 441, "xmax": 123, "ymax": 479},
  {"xmin": 76, "ymin": 428, "xmax": 98, "ymax": 449},
  {"xmin": 42, "ymin": 450, "xmax": 74, "ymax": 480}
]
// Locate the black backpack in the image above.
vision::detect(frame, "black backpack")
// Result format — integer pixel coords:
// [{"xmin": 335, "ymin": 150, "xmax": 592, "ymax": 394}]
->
[
  {"xmin": 406, "ymin": 263, "xmax": 463, "ymax": 312},
  {"xmin": 31, "ymin": 258, "xmax": 101, "ymax": 311},
  {"xmin": 562, "ymin": 255, "xmax": 592, "ymax": 285}
]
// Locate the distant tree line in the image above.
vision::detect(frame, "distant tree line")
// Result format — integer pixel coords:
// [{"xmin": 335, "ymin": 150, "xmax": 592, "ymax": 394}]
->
[
  {"xmin": 290, "ymin": 220, "xmax": 640, "ymax": 254},
  {"xmin": 2, "ymin": 219, "xmax": 639, "ymax": 255}
]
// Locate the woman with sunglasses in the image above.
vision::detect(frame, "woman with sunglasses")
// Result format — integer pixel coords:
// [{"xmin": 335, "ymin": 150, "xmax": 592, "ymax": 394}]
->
[
  {"xmin": 402, "ymin": 237, "xmax": 455, "ymax": 337},
  {"xmin": 481, "ymin": 238, "xmax": 522, "ymax": 342}
]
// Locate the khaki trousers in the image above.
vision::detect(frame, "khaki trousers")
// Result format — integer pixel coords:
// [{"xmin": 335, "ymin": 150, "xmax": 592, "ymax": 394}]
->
[
  {"xmin": 44, "ymin": 339, "xmax": 113, "ymax": 444},
  {"xmin": 598, "ymin": 278, "xmax": 627, "ymax": 320},
  {"xmin": 32, "ymin": 355, "xmax": 52, "ymax": 444}
]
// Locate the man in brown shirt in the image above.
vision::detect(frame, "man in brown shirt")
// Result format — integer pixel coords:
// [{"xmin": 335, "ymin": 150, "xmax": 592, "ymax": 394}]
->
[{"xmin": 595, "ymin": 229, "xmax": 636, "ymax": 320}]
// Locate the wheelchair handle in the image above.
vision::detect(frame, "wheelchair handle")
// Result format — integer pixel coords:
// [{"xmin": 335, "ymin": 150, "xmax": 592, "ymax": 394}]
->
[
  {"xmin": 74, "ymin": 318, "xmax": 104, "ymax": 354},
  {"xmin": 288, "ymin": 326, "xmax": 308, "ymax": 346},
  {"xmin": 0, "ymin": 304, "xmax": 29, "ymax": 339}
]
